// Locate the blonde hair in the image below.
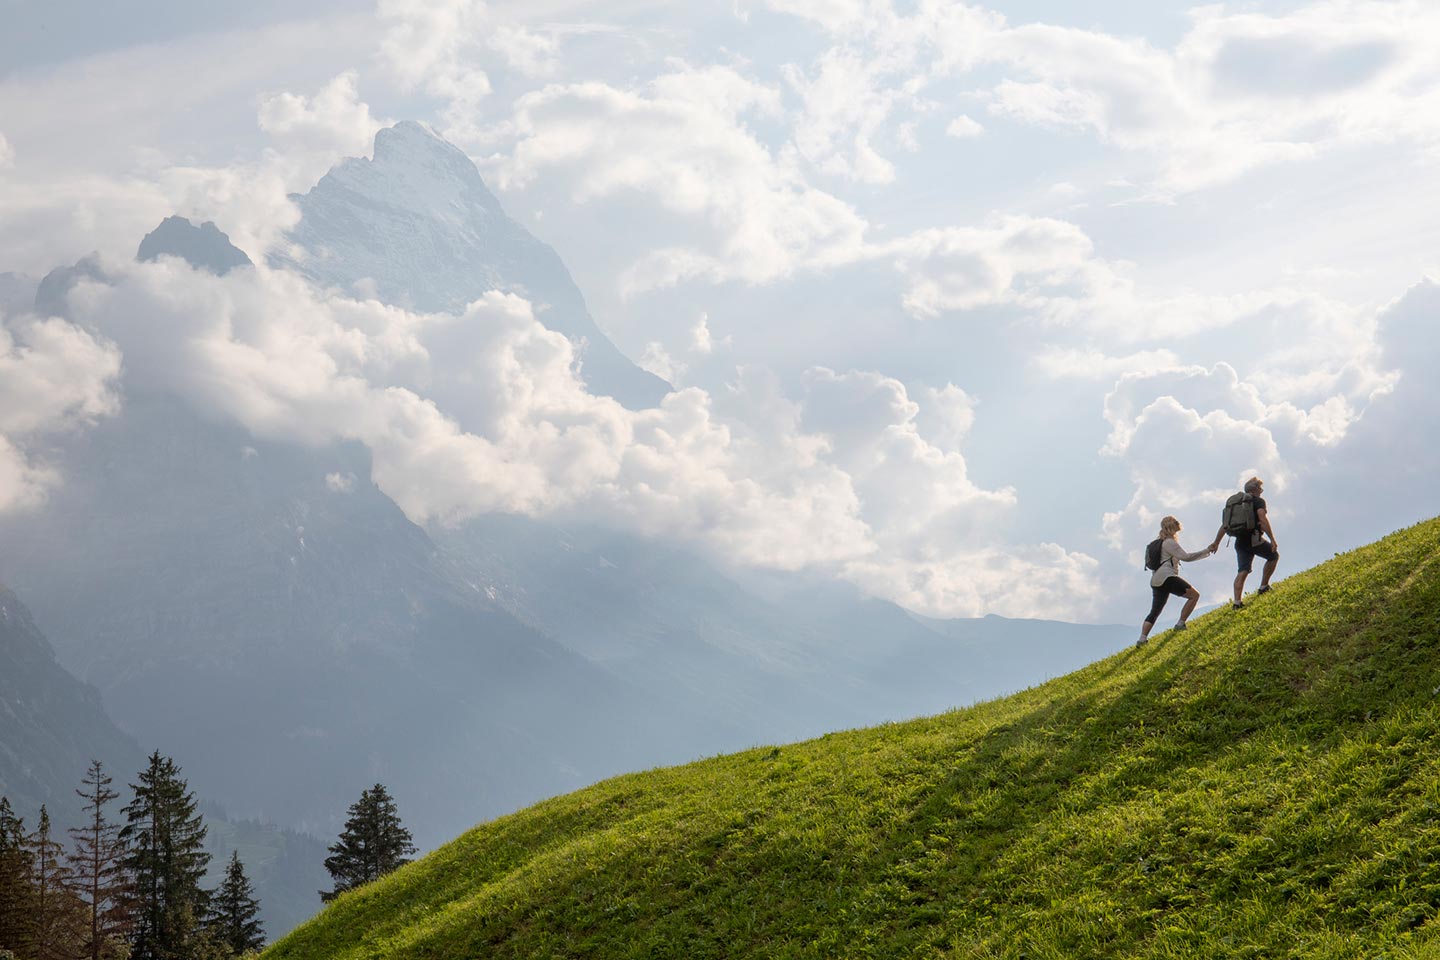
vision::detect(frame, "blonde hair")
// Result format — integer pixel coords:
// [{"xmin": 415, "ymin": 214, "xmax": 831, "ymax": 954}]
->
[
  {"xmin": 1159, "ymin": 516, "xmax": 1182, "ymax": 540},
  {"xmin": 1244, "ymin": 476, "xmax": 1263, "ymax": 494}
]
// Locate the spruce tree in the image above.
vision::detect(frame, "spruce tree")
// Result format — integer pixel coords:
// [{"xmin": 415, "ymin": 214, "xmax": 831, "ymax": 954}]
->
[
  {"xmin": 69, "ymin": 760, "xmax": 133, "ymax": 960},
  {"xmin": 28, "ymin": 806, "xmax": 85, "ymax": 960},
  {"xmin": 121, "ymin": 752, "xmax": 211, "ymax": 960},
  {"xmin": 321, "ymin": 783, "xmax": 416, "ymax": 902},
  {"xmin": 210, "ymin": 851, "xmax": 264, "ymax": 954},
  {"xmin": 0, "ymin": 798, "xmax": 35, "ymax": 954}
]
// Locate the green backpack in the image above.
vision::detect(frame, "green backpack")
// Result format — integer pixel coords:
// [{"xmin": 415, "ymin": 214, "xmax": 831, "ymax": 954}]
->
[{"xmin": 1222, "ymin": 492, "xmax": 1256, "ymax": 538}]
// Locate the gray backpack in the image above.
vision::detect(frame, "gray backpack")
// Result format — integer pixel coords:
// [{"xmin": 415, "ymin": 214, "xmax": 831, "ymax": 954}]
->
[{"xmin": 1222, "ymin": 492, "xmax": 1256, "ymax": 538}]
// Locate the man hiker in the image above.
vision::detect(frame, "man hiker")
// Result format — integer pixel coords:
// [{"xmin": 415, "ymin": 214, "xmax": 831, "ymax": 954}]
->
[
  {"xmin": 1138, "ymin": 515, "xmax": 1218, "ymax": 647},
  {"xmin": 1210, "ymin": 475, "xmax": 1279, "ymax": 609}
]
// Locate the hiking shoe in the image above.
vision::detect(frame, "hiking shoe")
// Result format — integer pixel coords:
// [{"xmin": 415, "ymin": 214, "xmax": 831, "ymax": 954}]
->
[
  {"xmin": 1257, "ymin": 584, "xmax": 1271, "ymax": 595},
  {"xmin": 1173, "ymin": 621, "xmax": 1188, "ymax": 631},
  {"xmin": 1135, "ymin": 636, "xmax": 1149, "ymax": 648},
  {"xmin": 1231, "ymin": 601, "xmax": 1245, "ymax": 610}
]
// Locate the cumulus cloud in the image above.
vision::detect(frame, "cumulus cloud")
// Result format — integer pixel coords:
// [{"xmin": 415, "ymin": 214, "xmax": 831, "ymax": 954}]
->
[
  {"xmin": 101, "ymin": 75, "xmax": 391, "ymax": 265},
  {"xmin": 478, "ymin": 44, "xmax": 1319, "ymax": 338},
  {"xmin": 754, "ymin": 0, "xmax": 1440, "ymax": 195},
  {"xmin": 915, "ymin": 383, "xmax": 975, "ymax": 451},
  {"xmin": 378, "ymin": 0, "xmax": 493, "ymax": 146},
  {"xmin": 1308, "ymin": 279, "xmax": 1440, "ymax": 510},
  {"xmin": 1, "ymin": 72, "xmax": 387, "ymax": 272},
  {"xmin": 1100, "ymin": 404, "xmax": 1285, "ymax": 555},
  {"xmin": 488, "ymin": 50, "xmax": 1328, "ymax": 341},
  {"xmin": 49, "ymin": 258, "xmax": 1096, "ymax": 617},
  {"xmin": 944, "ymin": 115, "xmax": 984, "ymax": 139},
  {"xmin": 996, "ymin": 3, "xmax": 1440, "ymax": 192},
  {"xmin": 494, "ymin": 65, "xmax": 869, "ymax": 292},
  {"xmin": 258, "ymin": 71, "xmax": 383, "ymax": 158},
  {"xmin": 1094, "ymin": 337, "xmax": 1401, "ymax": 559},
  {"xmin": 638, "ymin": 340, "xmax": 684, "ymax": 384},
  {"xmin": 487, "ymin": 24, "xmax": 560, "ymax": 78},
  {"xmin": 691, "ymin": 314, "xmax": 729, "ymax": 354},
  {"xmin": 783, "ymin": 49, "xmax": 910, "ymax": 183},
  {"xmin": 1085, "ymin": 276, "xmax": 1440, "ymax": 619},
  {"xmin": 799, "ymin": 367, "xmax": 1097, "ymax": 617},
  {"xmin": 888, "ymin": 215, "xmax": 1094, "ymax": 318},
  {"xmin": 0, "ymin": 310, "xmax": 122, "ymax": 512}
]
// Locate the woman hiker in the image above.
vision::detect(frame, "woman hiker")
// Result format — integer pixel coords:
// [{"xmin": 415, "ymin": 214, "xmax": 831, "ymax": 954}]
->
[{"xmin": 1137, "ymin": 515, "xmax": 1218, "ymax": 647}]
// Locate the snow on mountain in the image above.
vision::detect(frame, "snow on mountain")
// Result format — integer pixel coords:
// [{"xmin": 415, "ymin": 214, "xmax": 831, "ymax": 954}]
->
[{"xmin": 271, "ymin": 120, "xmax": 669, "ymax": 409}]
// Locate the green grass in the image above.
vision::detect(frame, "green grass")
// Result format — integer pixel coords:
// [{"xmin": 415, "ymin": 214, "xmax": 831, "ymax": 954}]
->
[{"xmin": 265, "ymin": 518, "xmax": 1440, "ymax": 959}]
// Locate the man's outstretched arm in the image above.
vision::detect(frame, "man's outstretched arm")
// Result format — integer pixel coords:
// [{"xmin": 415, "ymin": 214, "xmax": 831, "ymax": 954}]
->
[
  {"xmin": 1209, "ymin": 524, "xmax": 1226, "ymax": 552},
  {"xmin": 1257, "ymin": 508, "xmax": 1277, "ymax": 547}
]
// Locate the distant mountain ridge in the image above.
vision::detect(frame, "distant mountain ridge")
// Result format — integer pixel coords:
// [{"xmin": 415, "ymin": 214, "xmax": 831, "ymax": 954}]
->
[
  {"xmin": 0, "ymin": 582, "xmax": 329, "ymax": 940},
  {"xmin": 0, "ymin": 582, "xmax": 141, "ymax": 826}
]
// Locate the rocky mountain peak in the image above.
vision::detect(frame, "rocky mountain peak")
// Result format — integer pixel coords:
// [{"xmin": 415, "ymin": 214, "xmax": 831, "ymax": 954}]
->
[
  {"xmin": 322, "ymin": 120, "xmax": 503, "ymax": 222},
  {"xmin": 271, "ymin": 121, "xmax": 670, "ymax": 408},
  {"xmin": 137, "ymin": 216, "xmax": 253, "ymax": 275}
]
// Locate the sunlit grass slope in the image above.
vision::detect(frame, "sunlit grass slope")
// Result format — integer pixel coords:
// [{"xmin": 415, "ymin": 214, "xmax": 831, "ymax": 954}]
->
[{"xmin": 266, "ymin": 518, "xmax": 1440, "ymax": 960}]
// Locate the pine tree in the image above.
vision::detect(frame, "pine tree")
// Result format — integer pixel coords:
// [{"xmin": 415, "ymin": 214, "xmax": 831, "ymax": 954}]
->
[
  {"xmin": 122, "ymin": 752, "xmax": 211, "ymax": 960},
  {"xmin": 69, "ymin": 760, "xmax": 133, "ymax": 960},
  {"xmin": 209, "ymin": 851, "xmax": 263, "ymax": 954},
  {"xmin": 28, "ymin": 806, "xmax": 85, "ymax": 960},
  {"xmin": 0, "ymin": 797, "xmax": 36, "ymax": 954},
  {"xmin": 320, "ymin": 783, "xmax": 416, "ymax": 902}
]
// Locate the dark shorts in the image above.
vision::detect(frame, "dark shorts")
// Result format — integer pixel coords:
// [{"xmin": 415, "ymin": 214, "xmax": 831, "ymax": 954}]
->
[
  {"xmin": 1154, "ymin": 576, "xmax": 1191, "ymax": 598},
  {"xmin": 1236, "ymin": 538, "xmax": 1278, "ymax": 573},
  {"xmin": 1146, "ymin": 576, "xmax": 1192, "ymax": 624}
]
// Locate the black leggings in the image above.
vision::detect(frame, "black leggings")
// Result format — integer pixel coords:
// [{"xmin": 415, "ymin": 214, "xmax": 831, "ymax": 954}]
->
[{"xmin": 1145, "ymin": 576, "xmax": 1191, "ymax": 624}]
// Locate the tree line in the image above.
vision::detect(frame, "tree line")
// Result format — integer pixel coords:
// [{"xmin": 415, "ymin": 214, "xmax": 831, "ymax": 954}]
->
[
  {"xmin": 1, "ymin": 755, "xmax": 416, "ymax": 960},
  {"xmin": 0, "ymin": 754, "xmax": 262, "ymax": 960}
]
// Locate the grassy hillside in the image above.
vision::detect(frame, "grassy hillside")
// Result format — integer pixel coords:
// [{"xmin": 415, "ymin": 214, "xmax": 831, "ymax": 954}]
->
[{"xmin": 266, "ymin": 518, "xmax": 1440, "ymax": 959}]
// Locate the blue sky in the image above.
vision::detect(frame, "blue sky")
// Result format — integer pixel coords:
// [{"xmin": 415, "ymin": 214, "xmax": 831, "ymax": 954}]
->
[{"xmin": 2, "ymin": 0, "xmax": 1437, "ymax": 622}]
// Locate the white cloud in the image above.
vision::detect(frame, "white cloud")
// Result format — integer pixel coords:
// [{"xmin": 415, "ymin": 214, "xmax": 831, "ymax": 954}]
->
[
  {"xmin": 151, "ymin": 160, "xmax": 303, "ymax": 264},
  {"xmin": 1032, "ymin": 347, "xmax": 1180, "ymax": 380},
  {"xmin": 0, "ymin": 70, "xmax": 385, "ymax": 276},
  {"xmin": 0, "ymin": 133, "xmax": 13, "ymax": 169},
  {"xmin": 691, "ymin": 314, "xmax": 729, "ymax": 354},
  {"xmin": 378, "ymin": 0, "xmax": 493, "ymax": 146},
  {"xmin": 638, "ymin": 340, "xmax": 684, "ymax": 383},
  {"xmin": 986, "ymin": 2, "xmax": 1440, "ymax": 192},
  {"xmin": 494, "ymin": 66, "xmax": 869, "ymax": 292},
  {"xmin": 48, "ymin": 258, "xmax": 1097, "ymax": 617},
  {"xmin": 944, "ymin": 114, "xmax": 983, "ymax": 139},
  {"xmin": 755, "ymin": 0, "xmax": 868, "ymax": 33},
  {"xmin": 1093, "ymin": 344, "xmax": 1396, "ymax": 556},
  {"xmin": 783, "ymin": 49, "xmax": 907, "ymax": 183},
  {"xmin": 889, "ymin": 215, "xmax": 1095, "ymax": 318},
  {"xmin": 0, "ymin": 314, "xmax": 122, "ymax": 439},
  {"xmin": 914, "ymin": 383, "xmax": 975, "ymax": 452},
  {"xmin": 794, "ymin": 367, "xmax": 1101, "ymax": 619},
  {"xmin": 258, "ymin": 71, "xmax": 383, "ymax": 158},
  {"xmin": 488, "ymin": 24, "xmax": 560, "ymax": 77},
  {"xmin": 749, "ymin": 1, "xmax": 1440, "ymax": 196},
  {"xmin": 844, "ymin": 541, "xmax": 1102, "ymax": 622},
  {"xmin": 325, "ymin": 471, "xmax": 357, "ymax": 493},
  {"xmin": 0, "ymin": 310, "xmax": 122, "ymax": 512}
]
